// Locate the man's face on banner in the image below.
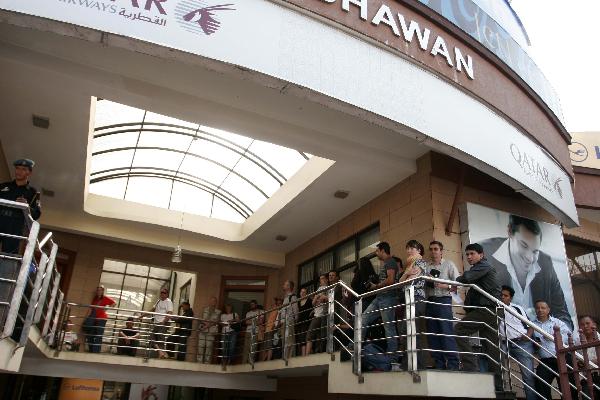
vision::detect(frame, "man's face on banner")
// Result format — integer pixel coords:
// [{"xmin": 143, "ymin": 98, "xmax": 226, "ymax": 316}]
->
[{"xmin": 508, "ymin": 225, "xmax": 542, "ymax": 273}]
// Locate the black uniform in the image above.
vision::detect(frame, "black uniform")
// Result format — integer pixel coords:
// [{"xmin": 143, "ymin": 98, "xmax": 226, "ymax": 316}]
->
[{"xmin": 0, "ymin": 180, "xmax": 41, "ymax": 254}]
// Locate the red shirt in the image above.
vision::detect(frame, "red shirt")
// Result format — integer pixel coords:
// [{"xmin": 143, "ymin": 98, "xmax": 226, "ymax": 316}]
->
[{"xmin": 91, "ymin": 296, "xmax": 115, "ymax": 319}]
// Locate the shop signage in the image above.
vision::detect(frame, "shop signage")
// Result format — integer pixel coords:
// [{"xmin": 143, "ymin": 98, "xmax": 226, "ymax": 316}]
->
[
  {"xmin": 569, "ymin": 132, "xmax": 600, "ymax": 170},
  {"xmin": 315, "ymin": 0, "xmax": 474, "ymax": 79},
  {"xmin": 58, "ymin": 378, "xmax": 103, "ymax": 400}
]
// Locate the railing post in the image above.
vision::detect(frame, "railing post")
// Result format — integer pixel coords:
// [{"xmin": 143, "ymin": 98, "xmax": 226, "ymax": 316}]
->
[
  {"xmin": 282, "ymin": 312, "xmax": 289, "ymax": 366},
  {"xmin": 404, "ymin": 285, "xmax": 417, "ymax": 372},
  {"xmin": 57, "ymin": 302, "xmax": 70, "ymax": 351},
  {"xmin": 327, "ymin": 288, "xmax": 335, "ymax": 355},
  {"xmin": 553, "ymin": 326, "xmax": 571, "ymax": 400},
  {"xmin": 499, "ymin": 306, "xmax": 511, "ymax": 392},
  {"xmin": 34, "ymin": 243, "xmax": 58, "ymax": 324},
  {"xmin": 250, "ymin": 316, "xmax": 257, "ymax": 369},
  {"xmin": 50, "ymin": 291, "xmax": 64, "ymax": 347},
  {"xmin": 19, "ymin": 252, "xmax": 49, "ymax": 346},
  {"xmin": 2, "ymin": 221, "xmax": 39, "ymax": 338},
  {"xmin": 41, "ymin": 271, "xmax": 61, "ymax": 337},
  {"xmin": 353, "ymin": 298, "xmax": 363, "ymax": 382}
]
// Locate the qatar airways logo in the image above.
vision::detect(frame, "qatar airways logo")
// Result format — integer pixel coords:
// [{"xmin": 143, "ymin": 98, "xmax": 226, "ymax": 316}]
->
[
  {"xmin": 175, "ymin": 1, "xmax": 235, "ymax": 35},
  {"xmin": 510, "ymin": 143, "xmax": 564, "ymax": 199}
]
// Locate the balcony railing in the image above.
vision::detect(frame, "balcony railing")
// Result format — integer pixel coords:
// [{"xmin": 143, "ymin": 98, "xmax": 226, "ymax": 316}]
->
[
  {"xmin": 52, "ymin": 274, "xmax": 599, "ymax": 399},
  {"xmin": 0, "ymin": 198, "xmax": 64, "ymax": 350}
]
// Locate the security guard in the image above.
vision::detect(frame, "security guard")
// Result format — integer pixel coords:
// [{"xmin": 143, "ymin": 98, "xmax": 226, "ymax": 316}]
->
[{"xmin": 0, "ymin": 159, "xmax": 41, "ymax": 254}]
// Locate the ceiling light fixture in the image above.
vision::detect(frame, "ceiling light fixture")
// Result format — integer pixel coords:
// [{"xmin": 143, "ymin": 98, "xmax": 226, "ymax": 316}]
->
[
  {"xmin": 334, "ymin": 190, "xmax": 350, "ymax": 199},
  {"xmin": 172, "ymin": 212, "xmax": 185, "ymax": 263},
  {"xmin": 275, "ymin": 235, "xmax": 287, "ymax": 242}
]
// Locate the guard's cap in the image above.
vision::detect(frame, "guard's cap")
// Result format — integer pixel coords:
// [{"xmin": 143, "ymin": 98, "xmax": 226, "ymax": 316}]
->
[{"xmin": 13, "ymin": 159, "xmax": 35, "ymax": 170}]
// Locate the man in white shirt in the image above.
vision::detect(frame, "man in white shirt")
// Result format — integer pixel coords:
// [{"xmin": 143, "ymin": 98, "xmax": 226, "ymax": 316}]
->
[
  {"xmin": 532, "ymin": 300, "xmax": 574, "ymax": 400},
  {"xmin": 242, "ymin": 300, "xmax": 260, "ymax": 363},
  {"xmin": 500, "ymin": 285, "xmax": 535, "ymax": 400},
  {"xmin": 480, "ymin": 215, "xmax": 572, "ymax": 329},
  {"xmin": 150, "ymin": 288, "xmax": 173, "ymax": 359},
  {"xmin": 276, "ymin": 280, "xmax": 298, "ymax": 359},
  {"xmin": 425, "ymin": 241, "xmax": 460, "ymax": 370},
  {"xmin": 198, "ymin": 296, "xmax": 221, "ymax": 364}
]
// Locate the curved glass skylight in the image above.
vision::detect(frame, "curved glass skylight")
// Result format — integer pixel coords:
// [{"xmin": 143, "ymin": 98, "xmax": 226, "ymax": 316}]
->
[{"xmin": 89, "ymin": 100, "xmax": 311, "ymax": 223}]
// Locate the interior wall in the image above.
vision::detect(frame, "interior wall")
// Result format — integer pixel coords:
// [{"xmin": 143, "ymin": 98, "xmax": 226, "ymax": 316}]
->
[
  {"xmin": 0, "ymin": 140, "xmax": 11, "ymax": 182},
  {"xmin": 48, "ymin": 230, "xmax": 280, "ymax": 317}
]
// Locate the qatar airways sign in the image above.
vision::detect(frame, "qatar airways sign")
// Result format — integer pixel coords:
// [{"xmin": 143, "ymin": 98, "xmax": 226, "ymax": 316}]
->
[{"xmin": 318, "ymin": 0, "xmax": 475, "ymax": 79}]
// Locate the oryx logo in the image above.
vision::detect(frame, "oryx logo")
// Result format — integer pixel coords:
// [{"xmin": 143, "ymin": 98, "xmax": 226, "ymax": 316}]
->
[{"xmin": 175, "ymin": 1, "xmax": 235, "ymax": 35}]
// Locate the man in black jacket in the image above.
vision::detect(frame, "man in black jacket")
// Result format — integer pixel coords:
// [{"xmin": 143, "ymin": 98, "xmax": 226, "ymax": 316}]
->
[
  {"xmin": 0, "ymin": 159, "xmax": 41, "ymax": 254},
  {"xmin": 480, "ymin": 215, "xmax": 572, "ymax": 329},
  {"xmin": 455, "ymin": 243, "xmax": 502, "ymax": 389}
]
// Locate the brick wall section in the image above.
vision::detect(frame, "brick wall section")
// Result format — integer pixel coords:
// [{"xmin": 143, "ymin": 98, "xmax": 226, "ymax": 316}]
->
[{"xmin": 281, "ymin": 154, "xmax": 435, "ymax": 284}]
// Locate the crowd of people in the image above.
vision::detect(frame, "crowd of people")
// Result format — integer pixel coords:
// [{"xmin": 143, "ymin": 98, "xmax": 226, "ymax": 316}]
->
[{"xmin": 57, "ymin": 238, "xmax": 598, "ymax": 399}]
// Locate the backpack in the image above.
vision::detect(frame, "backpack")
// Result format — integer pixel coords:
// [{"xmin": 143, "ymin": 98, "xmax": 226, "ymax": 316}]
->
[{"xmin": 362, "ymin": 343, "xmax": 392, "ymax": 372}]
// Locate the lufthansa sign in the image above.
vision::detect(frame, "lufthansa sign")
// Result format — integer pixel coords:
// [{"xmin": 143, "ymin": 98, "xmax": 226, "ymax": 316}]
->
[{"xmin": 569, "ymin": 132, "xmax": 600, "ymax": 170}]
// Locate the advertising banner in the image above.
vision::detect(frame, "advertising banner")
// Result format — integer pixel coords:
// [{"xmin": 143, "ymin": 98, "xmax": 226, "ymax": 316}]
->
[
  {"xmin": 461, "ymin": 203, "xmax": 577, "ymax": 330},
  {"xmin": 569, "ymin": 132, "xmax": 600, "ymax": 170},
  {"xmin": 129, "ymin": 384, "xmax": 169, "ymax": 400},
  {"xmin": 58, "ymin": 378, "xmax": 103, "ymax": 400}
]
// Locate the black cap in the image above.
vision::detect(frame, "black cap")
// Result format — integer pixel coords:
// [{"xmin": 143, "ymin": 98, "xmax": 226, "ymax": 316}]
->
[{"xmin": 13, "ymin": 159, "xmax": 35, "ymax": 170}]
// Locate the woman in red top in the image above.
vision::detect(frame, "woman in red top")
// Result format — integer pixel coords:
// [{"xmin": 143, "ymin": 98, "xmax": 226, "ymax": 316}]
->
[{"xmin": 86, "ymin": 286, "xmax": 116, "ymax": 353}]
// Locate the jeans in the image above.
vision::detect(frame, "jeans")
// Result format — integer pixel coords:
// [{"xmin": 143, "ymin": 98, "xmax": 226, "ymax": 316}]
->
[
  {"xmin": 361, "ymin": 295, "xmax": 398, "ymax": 359},
  {"xmin": 223, "ymin": 331, "xmax": 237, "ymax": 362},
  {"xmin": 426, "ymin": 296, "xmax": 459, "ymax": 370},
  {"xmin": 455, "ymin": 308, "xmax": 501, "ymax": 390},
  {"xmin": 89, "ymin": 319, "xmax": 107, "ymax": 353},
  {"xmin": 502, "ymin": 339, "xmax": 535, "ymax": 400}
]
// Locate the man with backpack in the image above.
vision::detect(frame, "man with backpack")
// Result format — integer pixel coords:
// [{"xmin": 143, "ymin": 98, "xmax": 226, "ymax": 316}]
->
[{"xmin": 361, "ymin": 242, "xmax": 399, "ymax": 362}]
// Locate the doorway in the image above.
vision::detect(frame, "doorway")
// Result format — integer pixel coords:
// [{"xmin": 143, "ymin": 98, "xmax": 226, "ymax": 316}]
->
[{"xmin": 219, "ymin": 277, "xmax": 267, "ymax": 319}]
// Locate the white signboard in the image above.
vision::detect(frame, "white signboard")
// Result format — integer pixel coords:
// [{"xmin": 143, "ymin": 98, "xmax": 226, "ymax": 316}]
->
[{"xmin": 0, "ymin": 0, "xmax": 578, "ymax": 226}]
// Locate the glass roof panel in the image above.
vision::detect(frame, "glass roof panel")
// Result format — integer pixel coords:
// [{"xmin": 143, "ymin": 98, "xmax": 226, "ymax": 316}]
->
[
  {"xmin": 131, "ymin": 148, "xmax": 184, "ymax": 171},
  {"xmin": 247, "ymin": 141, "xmax": 307, "ymax": 179},
  {"xmin": 232, "ymin": 157, "xmax": 280, "ymax": 197},
  {"xmin": 137, "ymin": 131, "xmax": 194, "ymax": 152},
  {"xmin": 89, "ymin": 99, "xmax": 313, "ymax": 224},
  {"xmin": 124, "ymin": 176, "xmax": 173, "ymax": 209},
  {"xmin": 90, "ymin": 149, "xmax": 135, "ymax": 175},
  {"xmin": 178, "ymin": 156, "xmax": 229, "ymax": 186},
  {"xmin": 94, "ymin": 100, "xmax": 145, "ymax": 127},
  {"xmin": 93, "ymin": 131, "xmax": 140, "ymax": 154},
  {"xmin": 144, "ymin": 111, "xmax": 198, "ymax": 129},
  {"xmin": 89, "ymin": 177, "xmax": 128, "ymax": 198},
  {"xmin": 211, "ymin": 196, "xmax": 246, "ymax": 223},
  {"xmin": 220, "ymin": 173, "xmax": 266, "ymax": 212},
  {"xmin": 187, "ymin": 137, "xmax": 242, "ymax": 169},
  {"xmin": 169, "ymin": 181, "xmax": 213, "ymax": 217}
]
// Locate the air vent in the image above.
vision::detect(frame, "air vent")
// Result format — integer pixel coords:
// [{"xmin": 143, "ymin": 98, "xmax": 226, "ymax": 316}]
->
[
  {"xmin": 41, "ymin": 188, "xmax": 55, "ymax": 197},
  {"xmin": 32, "ymin": 115, "xmax": 50, "ymax": 129},
  {"xmin": 334, "ymin": 190, "xmax": 350, "ymax": 199}
]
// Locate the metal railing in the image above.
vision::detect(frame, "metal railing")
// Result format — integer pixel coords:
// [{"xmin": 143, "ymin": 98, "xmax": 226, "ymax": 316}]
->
[
  {"xmin": 0, "ymin": 198, "xmax": 63, "ymax": 350},
  {"xmin": 51, "ymin": 274, "xmax": 599, "ymax": 399}
]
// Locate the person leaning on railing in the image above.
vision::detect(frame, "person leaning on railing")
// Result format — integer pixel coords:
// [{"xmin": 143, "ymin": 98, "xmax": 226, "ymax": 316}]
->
[
  {"xmin": 276, "ymin": 280, "xmax": 298, "ymax": 359},
  {"xmin": 262, "ymin": 297, "xmax": 282, "ymax": 361},
  {"xmin": 198, "ymin": 296, "xmax": 221, "ymax": 364},
  {"xmin": 532, "ymin": 299, "xmax": 575, "ymax": 400},
  {"xmin": 398, "ymin": 240, "xmax": 427, "ymax": 370},
  {"xmin": 425, "ymin": 240, "xmax": 460, "ymax": 371},
  {"xmin": 147, "ymin": 289, "xmax": 173, "ymax": 359},
  {"xmin": 84, "ymin": 286, "xmax": 116, "ymax": 353},
  {"xmin": 574, "ymin": 315, "xmax": 600, "ymax": 398},
  {"xmin": 361, "ymin": 242, "xmax": 400, "ymax": 363},
  {"xmin": 454, "ymin": 243, "xmax": 503, "ymax": 391},
  {"xmin": 171, "ymin": 301, "xmax": 194, "ymax": 361},
  {"xmin": 117, "ymin": 317, "xmax": 140, "ymax": 357},
  {"xmin": 499, "ymin": 285, "xmax": 536, "ymax": 400},
  {"xmin": 306, "ymin": 274, "xmax": 329, "ymax": 355},
  {"xmin": 0, "ymin": 158, "xmax": 41, "ymax": 254}
]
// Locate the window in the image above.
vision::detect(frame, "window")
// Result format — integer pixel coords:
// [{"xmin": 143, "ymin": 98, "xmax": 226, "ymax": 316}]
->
[
  {"xmin": 99, "ymin": 259, "xmax": 172, "ymax": 312},
  {"xmin": 298, "ymin": 224, "xmax": 379, "ymax": 291}
]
